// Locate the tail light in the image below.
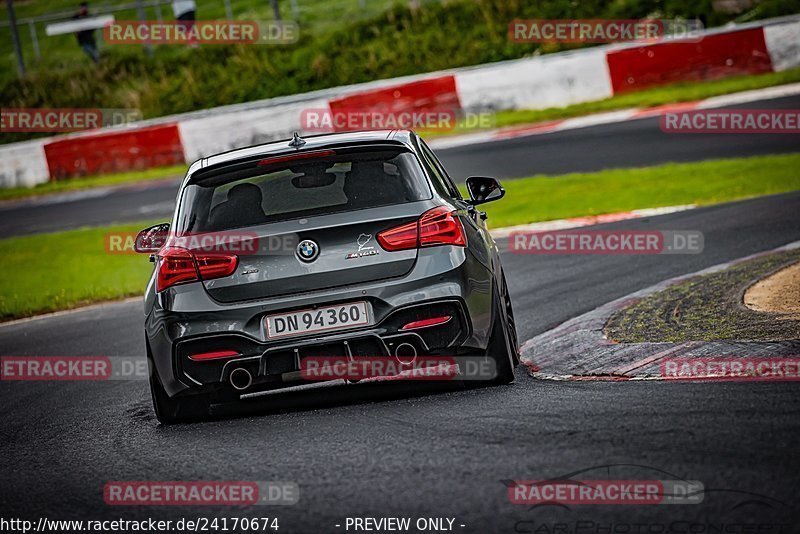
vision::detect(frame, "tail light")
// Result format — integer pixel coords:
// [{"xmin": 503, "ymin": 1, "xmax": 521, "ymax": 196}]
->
[
  {"xmin": 189, "ymin": 350, "xmax": 241, "ymax": 362},
  {"xmin": 401, "ymin": 315, "xmax": 452, "ymax": 330},
  {"xmin": 157, "ymin": 247, "xmax": 239, "ymax": 292},
  {"xmin": 420, "ymin": 207, "xmax": 466, "ymax": 248},
  {"xmin": 377, "ymin": 220, "xmax": 419, "ymax": 251},
  {"xmin": 377, "ymin": 207, "xmax": 466, "ymax": 252}
]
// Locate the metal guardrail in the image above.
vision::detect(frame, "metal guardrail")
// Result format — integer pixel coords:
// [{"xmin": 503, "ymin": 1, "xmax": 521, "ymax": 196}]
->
[
  {"xmin": 1, "ymin": 0, "xmax": 234, "ymax": 69},
  {"xmin": 0, "ymin": 1, "xmax": 210, "ymax": 27},
  {"xmin": 2, "ymin": 0, "xmax": 370, "ymax": 74}
]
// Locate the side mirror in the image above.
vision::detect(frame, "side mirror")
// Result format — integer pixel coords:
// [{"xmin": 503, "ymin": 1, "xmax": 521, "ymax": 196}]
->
[
  {"xmin": 134, "ymin": 223, "xmax": 170, "ymax": 254},
  {"xmin": 465, "ymin": 176, "xmax": 505, "ymax": 205}
]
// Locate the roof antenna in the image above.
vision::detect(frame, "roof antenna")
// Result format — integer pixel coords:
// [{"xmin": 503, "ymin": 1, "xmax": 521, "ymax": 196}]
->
[{"xmin": 288, "ymin": 132, "xmax": 306, "ymax": 148}]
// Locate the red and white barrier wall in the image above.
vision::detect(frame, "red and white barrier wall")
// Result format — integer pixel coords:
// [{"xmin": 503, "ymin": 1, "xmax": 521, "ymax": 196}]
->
[
  {"xmin": 1, "ymin": 17, "xmax": 798, "ymax": 188},
  {"xmin": 0, "ymin": 140, "xmax": 49, "ymax": 189},
  {"xmin": 44, "ymin": 124, "xmax": 185, "ymax": 179},
  {"xmin": 177, "ymin": 98, "xmax": 331, "ymax": 162}
]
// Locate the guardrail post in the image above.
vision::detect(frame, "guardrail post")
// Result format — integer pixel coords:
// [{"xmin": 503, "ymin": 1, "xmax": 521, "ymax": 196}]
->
[
  {"xmin": 270, "ymin": 0, "xmax": 281, "ymax": 21},
  {"xmin": 135, "ymin": 0, "xmax": 153, "ymax": 56},
  {"xmin": 28, "ymin": 21, "xmax": 41, "ymax": 61},
  {"xmin": 5, "ymin": 0, "xmax": 25, "ymax": 76}
]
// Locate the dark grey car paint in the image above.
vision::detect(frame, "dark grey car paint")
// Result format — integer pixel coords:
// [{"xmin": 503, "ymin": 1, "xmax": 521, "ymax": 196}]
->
[
  {"xmin": 203, "ymin": 202, "xmax": 424, "ymax": 302},
  {"xmin": 144, "ymin": 130, "xmax": 505, "ymax": 398}
]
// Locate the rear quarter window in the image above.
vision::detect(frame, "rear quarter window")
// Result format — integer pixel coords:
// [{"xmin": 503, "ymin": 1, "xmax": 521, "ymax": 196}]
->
[{"xmin": 418, "ymin": 140, "xmax": 461, "ymax": 200}]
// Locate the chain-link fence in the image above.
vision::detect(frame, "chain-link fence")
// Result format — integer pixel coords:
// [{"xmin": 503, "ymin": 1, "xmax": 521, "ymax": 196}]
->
[{"xmin": 1, "ymin": 0, "xmax": 383, "ymax": 77}]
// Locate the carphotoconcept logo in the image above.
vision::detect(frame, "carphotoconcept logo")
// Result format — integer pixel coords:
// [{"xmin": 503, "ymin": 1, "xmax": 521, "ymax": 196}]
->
[
  {"xmin": 508, "ymin": 464, "xmax": 792, "ymax": 532},
  {"xmin": 509, "ymin": 230, "xmax": 703, "ymax": 254}
]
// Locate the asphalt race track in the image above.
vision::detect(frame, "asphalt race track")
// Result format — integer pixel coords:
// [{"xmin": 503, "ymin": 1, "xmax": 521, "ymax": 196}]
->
[
  {"xmin": 1, "ymin": 94, "xmax": 798, "ymax": 238},
  {"xmin": 2, "ymin": 191, "xmax": 799, "ymax": 531},
  {"xmin": 438, "ymin": 94, "xmax": 800, "ymax": 180}
]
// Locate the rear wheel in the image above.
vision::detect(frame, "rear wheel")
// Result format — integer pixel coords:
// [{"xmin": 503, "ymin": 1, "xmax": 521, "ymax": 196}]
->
[
  {"xmin": 487, "ymin": 278, "xmax": 517, "ymax": 384},
  {"xmin": 502, "ymin": 274, "xmax": 520, "ymax": 365}
]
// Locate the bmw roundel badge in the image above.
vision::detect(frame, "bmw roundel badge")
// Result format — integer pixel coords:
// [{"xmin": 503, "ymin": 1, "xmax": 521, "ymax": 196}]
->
[{"xmin": 296, "ymin": 239, "xmax": 320, "ymax": 262}]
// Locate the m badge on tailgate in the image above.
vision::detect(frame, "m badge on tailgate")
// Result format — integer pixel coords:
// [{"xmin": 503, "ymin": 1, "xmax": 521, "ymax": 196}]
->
[{"xmin": 346, "ymin": 233, "xmax": 379, "ymax": 260}]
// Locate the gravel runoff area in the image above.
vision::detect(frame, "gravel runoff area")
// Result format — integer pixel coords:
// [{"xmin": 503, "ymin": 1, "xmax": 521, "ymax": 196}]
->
[
  {"xmin": 519, "ymin": 242, "xmax": 800, "ymax": 380},
  {"xmin": 605, "ymin": 249, "xmax": 800, "ymax": 343},
  {"xmin": 745, "ymin": 261, "xmax": 800, "ymax": 321}
]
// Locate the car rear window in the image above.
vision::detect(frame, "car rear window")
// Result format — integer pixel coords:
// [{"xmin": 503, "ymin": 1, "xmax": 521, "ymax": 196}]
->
[{"xmin": 176, "ymin": 147, "xmax": 431, "ymax": 233}]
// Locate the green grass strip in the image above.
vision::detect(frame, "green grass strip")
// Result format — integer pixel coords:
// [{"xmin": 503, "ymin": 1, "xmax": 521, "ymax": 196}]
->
[{"xmin": 1, "ymin": 154, "xmax": 799, "ymax": 320}]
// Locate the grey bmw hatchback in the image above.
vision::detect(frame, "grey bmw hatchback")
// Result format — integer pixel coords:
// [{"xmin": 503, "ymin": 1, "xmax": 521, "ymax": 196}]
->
[{"xmin": 135, "ymin": 129, "xmax": 518, "ymax": 424}]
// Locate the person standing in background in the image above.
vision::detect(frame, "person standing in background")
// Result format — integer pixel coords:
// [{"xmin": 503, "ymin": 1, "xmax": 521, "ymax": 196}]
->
[
  {"xmin": 172, "ymin": 0, "xmax": 197, "ymax": 46},
  {"xmin": 172, "ymin": 0, "xmax": 197, "ymax": 26},
  {"xmin": 73, "ymin": 2, "xmax": 100, "ymax": 63}
]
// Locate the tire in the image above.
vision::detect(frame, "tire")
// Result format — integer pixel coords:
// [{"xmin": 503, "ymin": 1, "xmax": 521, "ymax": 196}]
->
[
  {"xmin": 487, "ymin": 278, "xmax": 517, "ymax": 384},
  {"xmin": 147, "ymin": 343, "xmax": 211, "ymax": 424},
  {"xmin": 502, "ymin": 274, "xmax": 520, "ymax": 365}
]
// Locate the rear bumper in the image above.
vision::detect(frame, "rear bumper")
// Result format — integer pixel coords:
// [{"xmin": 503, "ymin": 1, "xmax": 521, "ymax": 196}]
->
[{"xmin": 145, "ymin": 246, "xmax": 494, "ymax": 398}]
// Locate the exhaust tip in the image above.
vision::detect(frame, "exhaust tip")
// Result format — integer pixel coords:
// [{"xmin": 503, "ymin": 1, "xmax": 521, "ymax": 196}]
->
[
  {"xmin": 394, "ymin": 343, "xmax": 418, "ymax": 366},
  {"xmin": 229, "ymin": 367, "xmax": 253, "ymax": 391}
]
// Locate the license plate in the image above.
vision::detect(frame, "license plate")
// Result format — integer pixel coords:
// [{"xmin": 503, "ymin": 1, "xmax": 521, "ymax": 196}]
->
[{"xmin": 265, "ymin": 302, "xmax": 371, "ymax": 339}]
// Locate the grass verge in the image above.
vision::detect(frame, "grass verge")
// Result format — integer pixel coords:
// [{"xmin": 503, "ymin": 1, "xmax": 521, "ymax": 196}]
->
[
  {"xmin": 1, "ymin": 154, "xmax": 799, "ymax": 321},
  {"xmin": 478, "ymin": 154, "xmax": 800, "ymax": 229},
  {"xmin": 604, "ymin": 249, "xmax": 800, "ymax": 342},
  {"xmin": 0, "ymin": 221, "xmax": 158, "ymax": 321},
  {"xmin": 0, "ymin": 165, "xmax": 186, "ymax": 202}
]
